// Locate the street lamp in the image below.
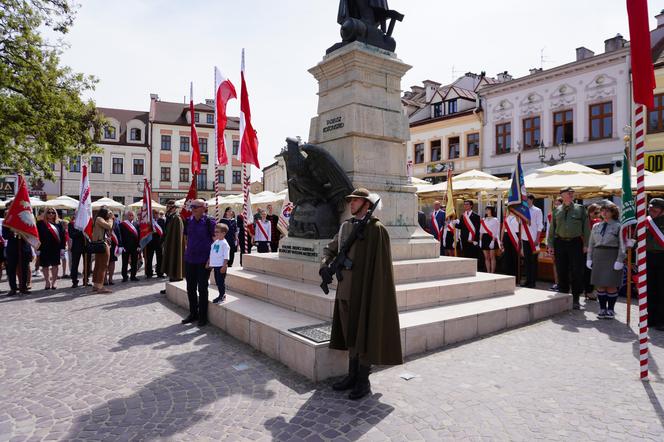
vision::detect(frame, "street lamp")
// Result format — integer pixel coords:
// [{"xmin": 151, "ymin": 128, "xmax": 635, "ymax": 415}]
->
[{"xmin": 538, "ymin": 140, "xmax": 567, "ymax": 165}]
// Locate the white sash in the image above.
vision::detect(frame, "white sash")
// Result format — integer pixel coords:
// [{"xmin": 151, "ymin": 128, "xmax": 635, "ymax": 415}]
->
[
  {"xmin": 122, "ymin": 220, "xmax": 138, "ymax": 238},
  {"xmin": 153, "ymin": 221, "xmax": 163, "ymax": 236},
  {"xmin": 463, "ymin": 211, "xmax": 477, "ymax": 242},
  {"xmin": 431, "ymin": 211, "xmax": 443, "ymax": 240},
  {"xmin": 46, "ymin": 222, "xmax": 61, "ymax": 242},
  {"xmin": 647, "ymin": 216, "xmax": 664, "ymax": 248},
  {"xmin": 255, "ymin": 220, "xmax": 270, "ymax": 241}
]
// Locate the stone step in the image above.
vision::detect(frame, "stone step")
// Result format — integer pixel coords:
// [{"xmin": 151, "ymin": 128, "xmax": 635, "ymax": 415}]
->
[
  {"xmin": 241, "ymin": 253, "xmax": 477, "ymax": 286},
  {"xmin": 224, "ymin": 268, "xmax": 515, "ymax": 321},
  {"xmin": 165, "ymin": 281, "xmax": 571, "ymax": 382}
]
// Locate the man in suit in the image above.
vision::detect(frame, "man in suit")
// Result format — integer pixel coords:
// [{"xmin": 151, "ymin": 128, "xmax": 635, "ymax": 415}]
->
[
  {"xmin": 144, "ymin": 209, "xmax": 164, "ymax": 279},
  {"xmin": 120, "ymin": 210, "xmax": 140, "ymax": 282},
  {"xmin": 68, "ymin": 211, "xmax": 90, "ymax": 288},
  {"xmin": 429, "ymin": 200, "xmax": 445, "ymax": 256},
  {"xmin": 459, "ymin": 200, "xmax": 484, "ymax": 271},
  {"xmin": 521, "ymin": 194, "xmax": 544, "ymax": 288}
]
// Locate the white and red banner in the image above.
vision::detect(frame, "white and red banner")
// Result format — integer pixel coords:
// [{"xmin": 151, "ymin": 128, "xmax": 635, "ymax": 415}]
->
[
  {"xmin": 179, "ymin": 176, "xmax": 198, "ymax": 220},
  {"xmin": 190, "ymin": 82, "xmax": 201, "ymax": 175},
  {"xmin": 74, "ymin": 163, "xmax": 93, "ymax": 239},
  {"xmin": 238, "ymin": 49, "xmax": 260, "ymax": 168},
  {"xmin": 214, "ymin": 67, "xmax": 237, "ymax": 167},
  {"xmin": 277, "ymin": 192, "xmax": 293, "ymax": 237},
  {"xmin": 138, "ymin": 178, "xmax": 154, "ymax": 250},
  {"xmin": 4, "ymin": 175, "xmax": 40, "ymax": 248}
]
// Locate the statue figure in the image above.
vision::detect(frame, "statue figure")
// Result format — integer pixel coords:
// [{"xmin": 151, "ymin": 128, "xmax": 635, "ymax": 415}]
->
[
  {"xmin": 328, "ymin": 0, "xmax": 404, "ymax": 54},
  {"xmin": 281, "ymin": 137, "xmax": 354, "ymax": 239}
]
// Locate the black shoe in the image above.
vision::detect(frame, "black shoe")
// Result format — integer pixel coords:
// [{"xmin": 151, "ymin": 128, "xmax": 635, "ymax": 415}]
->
[
  {"xmin": 122, "ymin": 277, "xmax": 128, "ymax": 282},
  {"xmin": 157, "ymin": 274, "xmax": 164, "ymax": 278},
  {"xmin": 71, "ymin": 282, "xmax": 79, "ymax": 288},
  {"xmin": 333, "ymin": 356, "xmax": 359, "ymax": 391},
  {"xmin": 160, "ymin": 289, "xmax": 166, "ymax": 294},
  {"xmin": 212, "ymin": 296, "xmax": 226, "ymax": 304},
  {"xmin": 181, "ymin": 315, "xmax": 198, "ymax": 324},
  {"xmin": 130, "ymin": 277, "xmax": 139, "ymax": 282},
  {"xmin": 197, "ymin": 319, "xmax": 208, "ymax": 327},
  {"xmin": 6, "ymin": 290, "xmax": 17, "ymax": 297},
  {"xmin": 348, "ymin": 365, "xmax": 371, "ymax": 400},
  {"xmin": 145, "ymin": 275, "xmax": 153, "ymax": 279}
]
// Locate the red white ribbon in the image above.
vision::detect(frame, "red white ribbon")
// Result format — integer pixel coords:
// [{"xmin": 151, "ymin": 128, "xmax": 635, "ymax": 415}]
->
[
  {"xmin": 647, "ymin": 216, "xmax": 664, "ymax": 248},
  {"xmin": 504, "ymin": 218, "xmax": 520, "ymax": 252},
  {"xmin": 45, "ymin": 222, "xmax": 61, "ymax": 243},
  {"xmin": 255, "ymin": 220, "xmax": 269, "ymax": 241},
  {"xmin": 431, "ymin": 211, "xmax": 444, "ymax": 241},
  {"xmin": 122, "ymin": 220, "xmax": 138, "ymax": 239},
  {"xmin": 463, "ymin": 211, "xmax": 477, "ymax": 242}
]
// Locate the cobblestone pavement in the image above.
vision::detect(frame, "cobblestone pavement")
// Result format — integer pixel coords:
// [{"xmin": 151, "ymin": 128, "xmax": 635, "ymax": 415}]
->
[{"xmin": 1, "ymin": 273, "xmax": 664, "ymax": 441}]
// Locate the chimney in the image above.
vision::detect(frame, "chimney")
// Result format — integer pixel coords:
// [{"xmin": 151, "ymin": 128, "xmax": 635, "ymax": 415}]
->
[
  {"xmin": 422, "ymin": 80, "xmax": 441, "ymax": 102},
  {"xmin": 604, "ymin": 34, "xmax": 626, "ymax": 53},
  {"xmin": 657, "ymin": 9, "xmax": 664, "ymax": 28},
  {"xmin": 150, "ymin": 93, "xmax": 159, "ymax": 101},
  {"xmin": 410, "ymin": 85, "xmax": 425, "ymax": 96},
  {"xmin": 496, "ymin": 71, "xmax": 512, "ymax": 83},
  {"xmin": 529, "ymin": 68, "xmax": 543, "ymax": 75},
  {"xmin": 576, "ymin": 46, "xmax": 595, "ymax": 61},
  {"xmin": 205, "ymin": 98, "xmax": 215, "ymax": 106}
]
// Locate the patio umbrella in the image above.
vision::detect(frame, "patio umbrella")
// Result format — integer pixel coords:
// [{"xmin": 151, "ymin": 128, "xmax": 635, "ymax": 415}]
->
[
  {"xmin": 417, "ymin": 169, "xmax": 505, "ymax": 196},
  {"xmin": 127, "ymin": 200, "xmax": 166, "ymax": 210},
  {"xmin": 646, "ymin": 171, "xmax": 664, "ymax": 191},
  {"xmin": 91, "ymin": 197, "xmax": 125, "ymax": 210},
  {"xmin": 47, "ymin": 195, "xmax": 80, "ymax": 210},
  {"xmin": 602, "ymin": 167, "xmax": 653, "ymax": 193}
]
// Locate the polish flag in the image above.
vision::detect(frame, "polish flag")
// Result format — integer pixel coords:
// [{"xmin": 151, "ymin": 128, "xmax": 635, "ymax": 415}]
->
[
  {"xmin": 238, "ymin": 49, "xmax": 260, "ymax": 168},
  {"xmin": 179, "ymin": 175, "xmax": 198, "ymax": 220},
  {"xmin": 74, "ymin": 163, "xmax": 93, "ymax": 239},
  {"xmin": 190, "ymin": 82, "xmax": 201, "ymax": 175},
  {"xmin": 214, "ymin": 67, "xmax": 237, "ymax": 166},
  {"xmin": 4, "ymin": 175, "xmax": 40, "ymax": 248},
  {"xmin": 138, "ymin": 179, "xmax": 154, "ymax": 250}
]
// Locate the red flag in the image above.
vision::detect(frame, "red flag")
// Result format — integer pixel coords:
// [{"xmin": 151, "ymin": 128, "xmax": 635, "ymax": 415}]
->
[
  {"xmin": 74, "ymin": 163, "xmax": 93, "ymax": 239},
  {"xmin": 215, "ymin": 67, "xmax": 237, "ymax": 166},
  {"xmin": 239, "ymin": 49, "xmax": 260, "ymax": 168},
  {"xmin": 190, "ymin": 82, "xmax": 201, "ymax": 174},
  {"xmin": 4, "ymin": 175, "xmax": 40, "ymax": 248},
  {"xmin": 627, "ymin": 0, "xmax": 655, "ymax": 108},
  {"xmin": 179, "ymin": 176, "xmax": 198, "ymax": 219},
  {"xmin": 138, "ymin": 179, "xmax": 154, "ymax": 250}
]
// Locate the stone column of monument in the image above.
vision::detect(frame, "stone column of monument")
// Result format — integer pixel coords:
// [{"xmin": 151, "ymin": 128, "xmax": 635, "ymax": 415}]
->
[{"xmin": 306, "ymin": 41, "xmax": 438, "ymax": 260}]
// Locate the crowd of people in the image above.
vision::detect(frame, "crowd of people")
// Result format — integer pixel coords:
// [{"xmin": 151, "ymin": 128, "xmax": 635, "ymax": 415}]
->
[
  {"xmin": 0, "ymin": 199, "xmax": 284, "ymax": 302},
  {"xmin": 420, "ymin": 187, "xmax": 664, "ymax": 325}
]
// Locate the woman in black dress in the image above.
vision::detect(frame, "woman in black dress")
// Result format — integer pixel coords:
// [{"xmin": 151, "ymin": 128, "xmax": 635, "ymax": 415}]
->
[{"xmin": 36, "ymin": 207, "xmax": 66, "ymax": 290}]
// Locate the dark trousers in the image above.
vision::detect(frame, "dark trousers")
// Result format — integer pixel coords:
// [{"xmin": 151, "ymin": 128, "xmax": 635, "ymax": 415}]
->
[
  {"xmin": 6, "ymin": 255, "xmax": 30, "ymax": 291},
  {"xmin": 257, "ymin": 241, "xmax": 270, "ymax": 253},
  {"xmin": 213, "ymin": 267, "xmax": 226, "ymax": 297},
  {"xmin": 270, "ymin": 242, "xmax": 279, "ymax": 253},
  {"xmin": 121, "ymin": 250, "xmax": 138, "ymax": 280},
  {"xmin": 647, "ymin": 252, "xmax": 664, "ymax": 326},
  {"xmin": 228, "ymin": 245, "xmax": 236, "ymax": 267},
  {"xmin": 554, "ymin": 237, "xmax": 585, "ymax": 298},
  {"xmin": 501, "ymin": 234, "xmax": 518, "ymax": 277},
  {"xmin": 583, "ymin": 252, "xmax": 594, "ymax": 294},
  {"xmin": 70, "ymin": 248, "xmax": 91, "ymax": 284},
  {"xmin": 185, "ymin": 262, "xmax": 210, "ymax": 320},
  {"xmin": 522, "ymin": 241, "xmax": 538, "ymax": 287},
  {"xmin": 462, "ymin": 239, "xmax": 486, "ymax": 272},
  {"xmin": 144, "ymin": 243, "xmax": 162, "ymax": 277}
]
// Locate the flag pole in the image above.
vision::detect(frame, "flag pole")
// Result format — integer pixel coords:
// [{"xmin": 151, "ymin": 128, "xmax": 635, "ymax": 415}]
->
[
  {"xmin": 213, "ymin": 66, "xmax": 220, "ymax": 222},
  {"xmin": 627, "ymin": 241, "xmax": 632, "ymax": 325},
  {"xmin": 517, "ymin": 218, "xmax": 522, "ymax": 285}
]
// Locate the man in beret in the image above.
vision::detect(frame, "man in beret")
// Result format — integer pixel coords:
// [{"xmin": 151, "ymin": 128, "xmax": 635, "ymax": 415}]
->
[
  {"xmin": 547, "ymin": 187, "xmax": 590, "ymax": 309},
  {"xmin": 321, "ymin": 188, "xmax": 402, "ymax": 400},
  {"xmin": 647, "ymin": 198, "xmax": 664, "ymax": 329}
]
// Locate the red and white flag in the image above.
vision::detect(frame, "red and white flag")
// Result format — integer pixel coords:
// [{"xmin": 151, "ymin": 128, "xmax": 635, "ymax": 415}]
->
[
  {"xmin": 190, "ymin": 82, "xmax": 201, "ymax": 175},
  {"xmin": 627, "ymin": 0, "xmax": 655, "ymax": 108},
  {"xmin": 74, "ymin": 163, "xmax": 93, "ymax": 239},
  {"xmin": 179, "ymin": 175, "xmax": 198, "ymax": 220},
  {"xmin": 138, "ymin": 179, "xmax": 154, "ymax": 250},
  {"xmin": 214, "ymin": 67, "xmax": 237, "ymax": 167},
  {"xmin": 277, "ymin": 192, "xmax": 293, "ymax": 237},
  {"xmin": 4, "ymin": 175, "xmax": 40, "ymax": 248},
  {"xmin": 238, "ymin": 49, "xmax": 260, "ymax": 168}
]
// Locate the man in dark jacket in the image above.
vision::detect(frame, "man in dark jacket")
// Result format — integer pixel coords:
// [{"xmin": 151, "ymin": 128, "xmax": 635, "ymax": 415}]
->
[
  {"xmin": 144, "ymin": 209, "xmax": 164, "ymax": 279},
  {"xmin": 266, "ymin": 204, "xmax": 281, "ymax": 253},
  {"xmin": 459, "ymin": 200, "xmax": 484, "ymax": 271},
  {"xmin": 68, "ymin": 214, "xmax": 90, "ymax": 288},
  {"xmin": 120, "ymin": 210, "xmax": 140, "ymax": 282},
  {"xmin": 321, "ymin": 188, "xmax": 402, "ymax": 400}
]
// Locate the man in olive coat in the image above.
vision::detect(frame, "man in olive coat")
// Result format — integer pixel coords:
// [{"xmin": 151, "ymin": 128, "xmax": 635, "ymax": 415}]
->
[
  {"xmin": 321, "ymin": 188, "xmax": 402, "ymax": 400},
  {"xmin": 159, "ymin": 200, "xmax": 184, "ymax": 294}
]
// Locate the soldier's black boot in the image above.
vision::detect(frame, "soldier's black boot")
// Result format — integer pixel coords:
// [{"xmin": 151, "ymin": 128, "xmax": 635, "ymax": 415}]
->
[
  {"xmin": 332, "ymin": 356, "xmax": 358, "ymax": 391},
  {"xmin": 348, "ymin": 365, "xmax": 371, "ymax": 400}
]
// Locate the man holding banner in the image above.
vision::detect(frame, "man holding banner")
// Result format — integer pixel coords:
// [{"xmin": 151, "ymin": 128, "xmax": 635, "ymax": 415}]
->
[{"xmin": 647, "ymin": 198, "xmax": 664, "ymax": 329}]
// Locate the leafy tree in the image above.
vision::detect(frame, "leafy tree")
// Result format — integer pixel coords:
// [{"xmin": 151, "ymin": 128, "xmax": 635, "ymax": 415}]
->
[{"xmin": 0, "ymin": 0, "xmax": 105, "ymax": 180}]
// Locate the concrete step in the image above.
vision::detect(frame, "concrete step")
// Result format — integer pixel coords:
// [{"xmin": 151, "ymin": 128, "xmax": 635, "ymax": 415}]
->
[
  {"xmin": 241, "ymin": 253, "xmax": 477, "ymax": 286},
  {"xmin": 166, "ymin": 281, "xmax": 570, "ymax": 382},
  {"xmin": 224, "ymin": 267, "xmax": 515, "ymax": 320}
]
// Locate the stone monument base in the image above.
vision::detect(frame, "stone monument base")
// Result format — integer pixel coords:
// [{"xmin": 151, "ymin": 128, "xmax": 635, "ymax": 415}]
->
[{"xmin": 165, "ymin": 253, "xmax": 570, "ymax": 382}]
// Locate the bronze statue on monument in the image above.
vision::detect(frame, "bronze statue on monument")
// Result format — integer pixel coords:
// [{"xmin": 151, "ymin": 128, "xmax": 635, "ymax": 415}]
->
[{"xmin": 328, "ymin": 0, "xmax": 404, "ymax": 54}]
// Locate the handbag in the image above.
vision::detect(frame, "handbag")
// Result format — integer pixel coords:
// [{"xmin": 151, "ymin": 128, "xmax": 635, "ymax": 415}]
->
[{"xmin": 87, "ymin": 240, "xmax": 107, "ymax": 254}]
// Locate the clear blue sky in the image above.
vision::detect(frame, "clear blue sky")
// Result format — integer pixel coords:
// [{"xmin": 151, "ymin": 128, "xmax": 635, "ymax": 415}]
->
[{"xmin": 58, "ymin": 0, "xmax": 662, "ymax": 177}]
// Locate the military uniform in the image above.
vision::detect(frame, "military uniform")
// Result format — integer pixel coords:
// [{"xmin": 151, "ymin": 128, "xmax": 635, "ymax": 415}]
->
[
  {"xmin": 647, "ymin": 198, "xmax": 664, "ymax": 327},
  {"xmin": 547, "ymin": 192, "xmax": 590, "ymax": 308}
]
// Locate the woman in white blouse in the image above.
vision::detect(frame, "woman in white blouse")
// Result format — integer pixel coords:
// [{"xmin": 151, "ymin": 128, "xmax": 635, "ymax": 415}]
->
[{"xmin": 480, "ymin": 206, "xmax": 501, "ymax": 273}]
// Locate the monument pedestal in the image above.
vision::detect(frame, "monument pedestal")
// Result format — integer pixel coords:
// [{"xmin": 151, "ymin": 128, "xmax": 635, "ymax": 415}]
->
[{"xmin": 165, "ymin": 43, "xmax": 570, "ymax": 383}]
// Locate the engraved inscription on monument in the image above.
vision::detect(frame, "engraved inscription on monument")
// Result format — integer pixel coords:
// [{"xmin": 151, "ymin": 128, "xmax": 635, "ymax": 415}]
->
[{"xmin": 322, "ymin": 116, "xmax": 344, "ymax": 133}]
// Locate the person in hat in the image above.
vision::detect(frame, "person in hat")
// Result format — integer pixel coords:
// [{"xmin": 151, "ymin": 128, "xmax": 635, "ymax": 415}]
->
[
  {"xmin": 160, "ymin": 200, "xmax": 185, "ymax": 295},
  {"xmin": 647, "ymin": 197, "xmax": 664, "ymax": 329},
  {"xmin": 321, "ymin": 187, "xmax": 402, "ymax": 400},
  {"xmin": 547, "ymin": 187, "xmax": 590, "ymax": 309},
  {"xmin": 586, "ymin": 201, "xmax": 625, "ymax": 319},
  {"xmin": 429, "ymin": 200, "xmax": 446, "ymax": 256}
]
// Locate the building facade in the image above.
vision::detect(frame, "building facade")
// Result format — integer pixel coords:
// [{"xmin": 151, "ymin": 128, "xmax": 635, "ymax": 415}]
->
[
  {"xmin": 645, "ymin": 12, "xmax": 664, "ymax": 172},
  {"xmin": 479, "ymin": 36, "xmax": 634, "ymax": 177},
  {"xmin": 148, "ymin": 94, "xmax": 242, "ymax": 204},
  {"xmin": 262, "ymin": 156, "xmax": 287, "ymax": 193},
  {"xmin": 403, "ymin": 73, "xmax": 497, "ymax": 183}
]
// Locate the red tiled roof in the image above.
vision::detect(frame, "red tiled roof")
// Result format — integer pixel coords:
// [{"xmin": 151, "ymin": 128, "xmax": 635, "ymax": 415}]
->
[{"xmin": 151, "ymin": 100, "xmax": 239, "ymax": 129}]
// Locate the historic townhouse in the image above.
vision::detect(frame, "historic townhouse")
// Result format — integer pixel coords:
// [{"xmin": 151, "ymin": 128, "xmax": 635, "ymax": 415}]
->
[
  {"xmin": 644, "ymin": 12, "xmax": 664, "ymax": 173},
  {"xmin": 148, "ymin": 94, "xmax": 242, "ymax": 204},
  {"xmin": 403, "ymin": 73, "xmax": 498, "ymax": 183}
]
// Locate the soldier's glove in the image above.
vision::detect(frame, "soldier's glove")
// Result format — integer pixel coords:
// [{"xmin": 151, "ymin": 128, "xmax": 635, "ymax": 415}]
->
[
  {"xmin": 319, "ymin": 266, "xmax": 334, "ymax": 284},
  {"xmin": 613, "ymin": 261, "xmax": 624, "ymax": 271},
  {"xmin": 586, "ymin": 260, "xmax": 593, "ymax": 269}
]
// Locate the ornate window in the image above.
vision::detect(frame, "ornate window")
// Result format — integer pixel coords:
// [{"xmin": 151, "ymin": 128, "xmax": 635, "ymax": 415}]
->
[
  {"xmin": 522, "ymin": 116, "xmax": 541, "ymax": 149},
  {"xmin": 495, "ymin": 123, "xmax": 511, "ymax": 154},
  {"xmin": 589, "ymin": 102, "xmax": 612, "ymax": 140},
  {"xmin": 553, "ymin": 110, "xmax": 574, "ymax": 144}
]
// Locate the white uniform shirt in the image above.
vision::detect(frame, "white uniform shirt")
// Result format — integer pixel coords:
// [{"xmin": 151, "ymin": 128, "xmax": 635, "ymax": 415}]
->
[
  {"xmin": 521, "ymin": 205, "xmax": 544, "ymax": 241},
  {"xmin": 209, "ymin": 239, "xmax": 230, "ymax": 267},
  {"xmin": 254, "ymin": 220, "xmax": 271, "ymax": 242}
]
